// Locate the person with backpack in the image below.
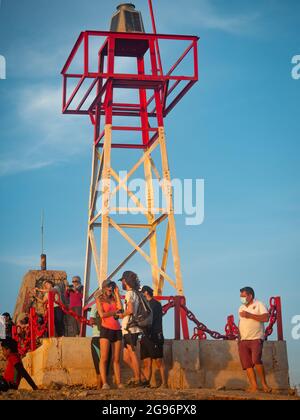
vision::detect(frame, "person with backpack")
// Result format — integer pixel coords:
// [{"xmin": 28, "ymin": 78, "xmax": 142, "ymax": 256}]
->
[
  {"xmin": 141, "ymin": 286, "xmax": 167, "ymax": 388},
  {"xmin": 118, "ymin": 271, "xmax": 152, "ymax": 388},
  {"xmin": 96, "ymin": 280, "xmax": 123, "ymax": 390}
]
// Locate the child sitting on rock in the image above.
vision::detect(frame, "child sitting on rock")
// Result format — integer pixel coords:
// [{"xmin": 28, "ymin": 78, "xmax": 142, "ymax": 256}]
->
[{"xmin": 0, "ymin": 338, "xmax": 38, "ymax": 392}]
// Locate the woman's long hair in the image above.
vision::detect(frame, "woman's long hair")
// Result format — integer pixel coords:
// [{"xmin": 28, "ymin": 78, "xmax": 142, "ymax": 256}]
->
[{"xmin": 97, "ymin": 289, "xmax": 116, "ymax": 304}]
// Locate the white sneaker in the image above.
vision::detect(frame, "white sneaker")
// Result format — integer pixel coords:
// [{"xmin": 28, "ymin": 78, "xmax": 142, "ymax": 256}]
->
[{"xmin": 102, "ymin": 383, "xmax": 110, "ymax": 390}]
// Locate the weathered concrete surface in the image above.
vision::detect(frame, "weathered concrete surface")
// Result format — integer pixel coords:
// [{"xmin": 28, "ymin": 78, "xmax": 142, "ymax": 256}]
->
[
  {"xmin": 168, "ymin": 340, "xmax": 290, "ymax": 391},
  {"xmin": 14, "ymin": 270, "xmax": 67, "ymax": 322},
  {"xmin": 19, "ymin": 338, "xmax": 290, "ymax": 392},
  {"xmin": 0, "ymin": 346, "xmax": 5, "ymax": 375}
]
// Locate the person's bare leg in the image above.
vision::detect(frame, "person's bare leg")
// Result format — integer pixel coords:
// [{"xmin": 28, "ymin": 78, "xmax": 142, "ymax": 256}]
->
[
  {"xmin": 156, "ymin": 359, "xmax": 167, "ymax": 387},
  {"xmin": 127, "ymin": 347, "xmax": 140, "ymax": 382},
  {"xmin": 142, "ymin": 358, "xmax": 152, "ymax": 382},
  {"xmin": 123, "ymin": 348, "xmax": 134, "ymax": 373},
  {"xmin": 112, "ymin": 340, "xmax": 122, "ymax": 387},
  {"xmin": 96, "ymin": 374, "xmax": 102, "ymax": 390},
  {"xmin": 255, "ymin": 364, "xmax": 272, "ymax": 393},
  {"xmin": 100, "ymin": 338, "xmax": 110, "ymax": 386},
  {"xmin": 246, "ymin": 368, "xmax": 258, "ymax": 393},
  {"xmin": 140, "ymin": 366, "xmax": 147, "ymax": 382}
]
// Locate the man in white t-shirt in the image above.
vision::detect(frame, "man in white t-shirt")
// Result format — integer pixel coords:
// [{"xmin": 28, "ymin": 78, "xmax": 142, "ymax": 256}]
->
[
  {"xmin": 118, "ymin": 271, "xmax": 143, "ymax": 387},
  {"xmin": 238, "ymin": 287, "xmax": 272, "ymax": 393}
]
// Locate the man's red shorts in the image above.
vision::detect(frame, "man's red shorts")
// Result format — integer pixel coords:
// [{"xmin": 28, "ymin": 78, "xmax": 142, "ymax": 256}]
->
[{"xmin": 238, "ymin": 339, "xmax": 264, "ymax": 370}]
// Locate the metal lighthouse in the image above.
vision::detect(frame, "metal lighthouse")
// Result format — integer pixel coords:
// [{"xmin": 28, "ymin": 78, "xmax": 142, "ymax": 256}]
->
[{"xmin": 61, "ymin": 1, "xmax": 199, "ymax": 338}]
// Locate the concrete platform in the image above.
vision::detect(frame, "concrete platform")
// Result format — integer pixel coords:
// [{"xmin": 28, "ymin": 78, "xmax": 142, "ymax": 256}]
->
[{"xmin": 20, "ymin": 338, "xmax": 290, "ymax": 391}]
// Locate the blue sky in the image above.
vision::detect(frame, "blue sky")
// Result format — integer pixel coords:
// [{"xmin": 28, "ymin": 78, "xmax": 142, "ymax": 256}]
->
[{"xmin": 0, "ymin": 0, "xmax": 299, "ymax": 387}]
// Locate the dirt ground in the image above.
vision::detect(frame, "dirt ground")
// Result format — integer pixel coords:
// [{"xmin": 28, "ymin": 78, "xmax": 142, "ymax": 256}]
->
[{"xmin": 0, "ymin": 386, "xmax": 299, "ymax": 401}]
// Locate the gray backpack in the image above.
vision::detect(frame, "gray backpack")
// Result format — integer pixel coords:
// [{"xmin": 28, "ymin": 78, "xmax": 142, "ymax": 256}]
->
[{"xmin": 127, "ymin": 291, "xmax": 153, "ymax": 330}]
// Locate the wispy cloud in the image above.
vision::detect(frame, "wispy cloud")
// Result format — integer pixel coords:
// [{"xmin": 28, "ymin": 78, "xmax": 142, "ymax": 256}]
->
[
  {"xmin": 158, "ymin": 0, "xmax": 261, "ymax": 35},
  {"xmin": 0, "ymin": 84, "xmax": 90, "ymax": 177},
  {"xmin": 0, "ymin": 254, "xmax": 84, "ymax": 271},
  {"xmin": 0, "ymin": 157, "xmax": 55, "ymax": 177},
  {"xmin": 11, "ymin": 47, "xmax": 68, "ymax": 79}
]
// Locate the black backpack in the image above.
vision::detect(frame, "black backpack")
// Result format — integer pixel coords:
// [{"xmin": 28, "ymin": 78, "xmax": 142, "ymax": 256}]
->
[{"xmin": 127, "ymin": 291, "xmax": 153, "ymax": 331}]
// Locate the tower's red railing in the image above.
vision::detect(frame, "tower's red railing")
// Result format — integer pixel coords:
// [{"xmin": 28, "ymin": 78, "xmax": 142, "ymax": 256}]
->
[
  {"xmin": 11, "ymin": 293, "xmax": 284, "ymax": 358},
  {"xmin": 61, "ymin": 31, "xmax": 199, "ymax": 120}
]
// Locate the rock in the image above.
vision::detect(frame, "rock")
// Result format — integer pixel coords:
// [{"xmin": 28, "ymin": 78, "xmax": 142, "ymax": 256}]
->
[
  {"xmin": 78, "ymin": 391, "xmax": 88, "ymax": 398},
  {"xmin": 48, "ymin": 382, "xmax": 64, "ymax": 390},
  {"xmin": 14, "ymin": 270, "xmax": 68, "ymax": 323}
]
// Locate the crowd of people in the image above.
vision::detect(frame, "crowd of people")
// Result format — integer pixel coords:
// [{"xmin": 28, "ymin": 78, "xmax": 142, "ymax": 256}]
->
[
  {"xmin": 0, "ymin": 270, "xmax": 166, "ymax": 392},
  {"xmin": 0, "ymin": 276, "xmax": 272, "ymax": 394},
  {"xmin": 32, "ymin": 276, "xmax": 84, "ymax": 338},
  {"xmin": 91, "ymin": 271, "xmax": 166, "ymax": 389}
]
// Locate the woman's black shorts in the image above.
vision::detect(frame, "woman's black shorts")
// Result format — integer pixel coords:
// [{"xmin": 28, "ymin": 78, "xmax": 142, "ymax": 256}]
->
[{"xmin": 100, "ymin": 327, "xmax": 122, "ymax": 343}]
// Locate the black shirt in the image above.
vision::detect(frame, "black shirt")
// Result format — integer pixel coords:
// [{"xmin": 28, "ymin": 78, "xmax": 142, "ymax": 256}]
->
[
  {"xmin": 5, "ymin": 320, "xmax": 14, "ymax": 339},
  {"xmin": 149, "ymin": 298, "xmax": 163, "ymax": 335}
]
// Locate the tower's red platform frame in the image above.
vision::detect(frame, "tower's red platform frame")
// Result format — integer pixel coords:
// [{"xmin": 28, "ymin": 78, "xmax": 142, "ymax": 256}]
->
[{"xmin": 62, "ymin": 30, "xmax": 199, "ymax": 148}]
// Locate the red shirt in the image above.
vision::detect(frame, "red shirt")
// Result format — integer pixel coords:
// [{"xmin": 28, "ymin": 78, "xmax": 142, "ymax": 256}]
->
[
  {"xmin": 65, "ymin": 288, "xmax": 83, "ymax": 308},
  {"xmin": 3, "ymin": 353, "xmax": 22, "ymax": 387},
  {"xmin": 101, "ymin": 301, "xmax": 121, "ymax": 331}
]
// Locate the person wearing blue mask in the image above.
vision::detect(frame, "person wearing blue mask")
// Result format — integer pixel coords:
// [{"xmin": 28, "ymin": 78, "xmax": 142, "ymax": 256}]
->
[{"xmin": 238, "ymin": 287, "xmax": 272, "ymax": 394}]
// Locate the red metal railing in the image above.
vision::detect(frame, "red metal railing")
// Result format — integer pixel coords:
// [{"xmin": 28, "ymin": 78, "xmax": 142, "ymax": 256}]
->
[
  {"xmin": 61, "ymin": 31, "xmax": 199, "ymax": 119},
  {"xmin": 12, "ymin": 294, "xmax": 284, "ymax": 357}
]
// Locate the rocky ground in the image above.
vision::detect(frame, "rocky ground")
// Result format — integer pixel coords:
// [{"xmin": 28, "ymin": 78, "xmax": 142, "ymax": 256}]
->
[{"xmin": 0, "ymin": 386, "xmax": 299, "ymax": 401}]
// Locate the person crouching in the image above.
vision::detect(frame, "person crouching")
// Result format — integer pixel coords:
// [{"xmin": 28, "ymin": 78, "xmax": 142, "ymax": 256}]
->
[{"xmin": 0, "ymin": 338, "xmax": 38, "ymax": 392}]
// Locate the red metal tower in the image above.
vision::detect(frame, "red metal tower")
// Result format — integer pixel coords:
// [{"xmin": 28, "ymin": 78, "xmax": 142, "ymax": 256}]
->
[{"xmin": 61, "ymin": 1, "xmax": 199, "ymax": 339}]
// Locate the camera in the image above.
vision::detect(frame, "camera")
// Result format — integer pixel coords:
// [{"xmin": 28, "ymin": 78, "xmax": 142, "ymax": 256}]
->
[{"xmin": 114, "ymin": 309, "xmax": 124, "ymax": 320}]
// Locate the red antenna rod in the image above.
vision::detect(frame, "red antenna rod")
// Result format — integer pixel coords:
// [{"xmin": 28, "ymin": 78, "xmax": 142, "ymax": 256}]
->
[{"xmin": 148, "ymin": 0, "xmax": 163, "ymax": 75}]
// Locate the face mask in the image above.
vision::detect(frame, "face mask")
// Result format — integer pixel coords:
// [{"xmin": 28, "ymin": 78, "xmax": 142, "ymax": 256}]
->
[{"xmin": 241, "ymin": 297, "xmax": 248, "ymax": 305}]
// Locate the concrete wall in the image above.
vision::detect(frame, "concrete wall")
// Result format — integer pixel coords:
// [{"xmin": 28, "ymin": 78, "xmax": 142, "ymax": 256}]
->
[
  {"xmin": 20, "ymin": 338, "xmax": 290, "ymax": 391},
  {"xmin": 0, "ymin": 346, "xmax": 5, "ymax": 375}
]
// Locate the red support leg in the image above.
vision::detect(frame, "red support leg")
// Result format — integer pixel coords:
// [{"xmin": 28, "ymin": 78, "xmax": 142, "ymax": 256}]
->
[
  {"xmin": 48, "ymin": 291, "xmax": 55, "ymax": 338},
  {"xmin": 12, "ymin": 325, "xmax": 18, "ymax": 341},
  {"xmin": 80, "ymin": 309, "xmax": 87, "ymax": 338},
  {"xmin": 174, "ymin": 296, "xmax": 181, "ymax": 340},
  {"xmin": 29, "ymin": 307, "xmax": 37, "ymax": 352},
  {"xmin": 180, "ymin": 297, "xmax": 190, "ymax": 340},
  {"xmin": 275, "ymin": 296, "xmax": 284, "ymax": 341}
]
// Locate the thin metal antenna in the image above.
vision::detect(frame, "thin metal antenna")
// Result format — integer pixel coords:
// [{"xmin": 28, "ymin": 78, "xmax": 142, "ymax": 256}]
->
[
  {"xmin": 41, "ymin": 210, "xmax": 45, "ymax": 255},
  {"xmin": 148, "ymin": 0, "xmax": 163, "ymax": 74},
  {"xmin": 148, "ymin": 0, "xmax": 158, "ymax": 34}
]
